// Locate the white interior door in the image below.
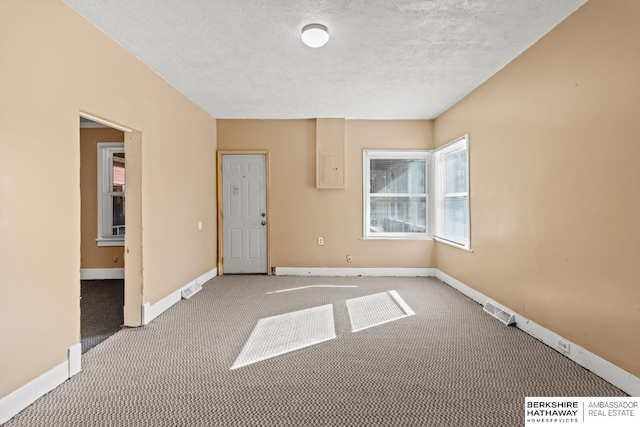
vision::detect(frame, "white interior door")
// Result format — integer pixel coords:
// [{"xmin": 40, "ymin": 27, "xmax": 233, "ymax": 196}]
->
[{"xmin": 222, "ymin": 154, "xmax": 267, "ymax": 274}]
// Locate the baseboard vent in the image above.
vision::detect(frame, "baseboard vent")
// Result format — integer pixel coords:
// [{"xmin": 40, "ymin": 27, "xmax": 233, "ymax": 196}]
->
[
  {"xmin": 181, "ymin": 282, "xmax": 202, "ymax": 300},
  {"xmin": 483, "ymin": 301, "xmax": 516, "ymax": 326}
]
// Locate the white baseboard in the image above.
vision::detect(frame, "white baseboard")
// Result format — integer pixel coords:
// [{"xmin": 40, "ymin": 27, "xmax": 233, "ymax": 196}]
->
[
  {"xmin": 142, "ymin": 267, "xmax": 217, "ymax": 325},
  {"xmin": 274, "ymin": 267, "xmax": 435, "ymax": 277},
  {"xmin": 68, "ymin": 343, "xmax": 82, "ymax": 377},
  {"xmin": 80, "ymin": 268, "xmax": 124, "ymax": 280},
  {"xmin": 142, "ymin": 293, "xmax": 181, "ymax": 326},
  {"xmin": 0, "ymin": 343, "xmax": 81, "ymax": 424},
  {"xmin": 434, "ymin": 269, "xmax": 640, "ymax": 396},
  {"xmin": 196, "ymin": 267, "xmax": 218, "ymax": 285}
]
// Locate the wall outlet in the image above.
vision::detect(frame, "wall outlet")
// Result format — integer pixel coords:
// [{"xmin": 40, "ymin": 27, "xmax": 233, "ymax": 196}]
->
[
  {"xmin": 346, "ymin": 255, "xmax": 353, "ymax": 263},
  {"xmin": 557, "ymin": 339, "xmax": 571, "ymax": 354},
  {"xmin": 317, "ymin": 237, "xmax": 324, "ymax": 246}
]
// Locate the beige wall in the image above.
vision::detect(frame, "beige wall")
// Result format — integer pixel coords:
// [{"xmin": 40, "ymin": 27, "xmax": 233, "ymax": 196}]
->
[
  {"xmin": 218, "ymin": 120, "xmax": 436, "ymax": 268},
  {"xmin": 434, "ymin": 0, "xmax": 640, "ymax": 377},
  {"xmin": 80, "ymin": 127, "xmax": 125, "ymax": 269},
  {"xmin": 0, "ymin": 0, "xmax": 216, "ymax": 398}
]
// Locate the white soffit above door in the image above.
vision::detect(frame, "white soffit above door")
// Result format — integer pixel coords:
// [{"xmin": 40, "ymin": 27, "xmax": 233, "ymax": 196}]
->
[{"xmin": 64, "ymin": 0, "xmax": 587, "ymax": 119}]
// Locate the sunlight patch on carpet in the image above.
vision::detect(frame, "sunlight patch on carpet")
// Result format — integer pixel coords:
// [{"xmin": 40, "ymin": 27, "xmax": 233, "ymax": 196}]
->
[
  {"xmin": 231, "ymin": 304, "xmax": 336, "ymax": 370},
  {"xmin": 346, "ymin": 290, "xmax": 415, "ymax": 332}
]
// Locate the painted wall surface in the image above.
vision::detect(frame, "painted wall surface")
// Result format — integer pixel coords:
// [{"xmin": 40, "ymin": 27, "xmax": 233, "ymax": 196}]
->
[
  {"xmin": 434, "ymin": 0, "xmax": 640, "ymax": 377},
  {"xmin": 80, "ymin": 127, "xmax": 125, "ymax": 269},
  {"xmin": 217, "ymin": 120, "xmax": 436, "ymax": 268},
  {"xmin": 0, "ymin": 0, "xmax": 216, "ymax": 398}
]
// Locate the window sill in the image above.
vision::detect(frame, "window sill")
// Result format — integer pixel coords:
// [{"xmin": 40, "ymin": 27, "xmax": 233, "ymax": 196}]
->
[
  {"xmin": 361, "ymin": 236, "xmax": 434, "ymax": 241},
  {"xmin": 434, "ymin": 236, "xmax": 473, "ymax": 252},
  {"xmin": 96, "ymin": 238, "xmax": 125, "ymax": 247}
]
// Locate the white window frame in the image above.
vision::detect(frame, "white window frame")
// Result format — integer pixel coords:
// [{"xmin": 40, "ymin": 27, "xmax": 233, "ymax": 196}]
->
[
  {"xmin": 97, "ymin": 142, "xmax": 125, "ymax": 247},
  {"xmin": 363, "ymin": 150, "xmax": 431, "ymax": 240},
  {"xmin": 433, "ymin": 134, "xmax": 471, "ymax": 251}
]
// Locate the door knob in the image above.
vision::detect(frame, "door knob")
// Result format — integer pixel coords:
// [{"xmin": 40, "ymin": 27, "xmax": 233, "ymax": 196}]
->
[{"xmin": 261, "ymin": 221, "xmax": 266, "ymax": 226}]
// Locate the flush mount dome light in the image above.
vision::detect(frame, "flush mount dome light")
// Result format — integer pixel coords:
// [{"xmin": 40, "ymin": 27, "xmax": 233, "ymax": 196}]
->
[{"xmin": 301, "ymin": 23, "xmax": 329, "ymax": 48}]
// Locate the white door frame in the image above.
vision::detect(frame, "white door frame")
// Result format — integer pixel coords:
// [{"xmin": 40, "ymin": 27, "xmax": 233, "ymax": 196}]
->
[
  {"xmin": 79, "ymin": 111, "xmax": 143, "ymax": 327},
  {"xmin": 217, "ymin": 150, "xmax": 271, "ymax": 275}
]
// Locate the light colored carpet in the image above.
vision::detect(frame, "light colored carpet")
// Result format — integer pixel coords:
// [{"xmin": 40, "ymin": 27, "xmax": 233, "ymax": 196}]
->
[{"xmin": 6, "ymin": 276, "xmax": 626, "ymax": 426}]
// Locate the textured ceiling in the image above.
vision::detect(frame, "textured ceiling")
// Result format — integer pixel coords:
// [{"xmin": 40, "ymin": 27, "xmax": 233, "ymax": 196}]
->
[{"xmin": 64, "ymin": 0, "xmax": 587, "ymax": 119}]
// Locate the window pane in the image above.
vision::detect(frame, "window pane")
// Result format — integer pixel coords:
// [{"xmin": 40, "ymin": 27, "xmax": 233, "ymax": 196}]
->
[
  {"xmin": 112, "ymin": 195, "xmax": 125, "ymax": 236},
  {"xmin": 369, "ymin": 197, "xmax": 426, "ymax": 233},
  {"xmin": 444, "ymin": 196, "xmax": 468, "ymax": 241},
  {"xmin": 370, "ymin": 159, "xmax": 425, "ymax": 194},
  {"xmin": 445, "ymin": 150, "xmax": 466, "ymax": 194},
  {"xmin": 112, "ymin": 153, "xmax": 125, "ymax": 192}
]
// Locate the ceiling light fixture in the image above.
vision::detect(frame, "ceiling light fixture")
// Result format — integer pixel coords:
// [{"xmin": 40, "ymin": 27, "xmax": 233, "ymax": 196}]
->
[{"xmin": 301, "ymin": 24, "xmax": 329, "ymax": 48}]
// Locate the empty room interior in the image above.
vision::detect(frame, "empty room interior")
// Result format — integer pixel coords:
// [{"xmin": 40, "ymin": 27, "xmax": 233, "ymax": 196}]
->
[{"xmin": 1, "ymin": 0, "xmax": 639, "ymax": 425}]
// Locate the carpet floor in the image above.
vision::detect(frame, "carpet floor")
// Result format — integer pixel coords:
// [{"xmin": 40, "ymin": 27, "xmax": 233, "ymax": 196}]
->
[
  {"xmin": 80, "ymin": 280, "xmax": 124, "ymax": 353},
  {"xmin": 6, "ymin": 276, "xmax": 625, "ymax": 426}
]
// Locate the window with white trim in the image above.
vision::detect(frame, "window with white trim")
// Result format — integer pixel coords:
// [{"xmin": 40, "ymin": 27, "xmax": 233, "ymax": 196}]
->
[
  {"xmin": 433, "ymin": 135, "xmax": 470, "ymax": 249},
  {"xmin": 363, "ymin": 150, "xmax": 430, "ymax": 239},
  {"xmin": 97, "ymin": 143, "xmax": 125, "ymax": 246}
]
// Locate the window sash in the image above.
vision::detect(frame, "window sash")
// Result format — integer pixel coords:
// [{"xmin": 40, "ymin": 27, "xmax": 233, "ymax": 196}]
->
[
  {"xmin": 97, "ymin": 143, "xmax": 125, "ymax": 244},
  {"xmin": 433, "ymin": 135, "xmax": 470, "ymax": 249},
  {"xmin": 363, "ymin": 150, "xmax": 430, "ymax": 239}
]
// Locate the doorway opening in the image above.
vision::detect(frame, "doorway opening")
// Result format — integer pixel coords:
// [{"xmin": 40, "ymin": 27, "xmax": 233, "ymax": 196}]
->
[
  {"xmin": 79, "ymin": 113, "xmax": 142, "ymax": 353},
  {"xmin": 79, "ymin": 116, "xmax": 125, "ymax": 352}
]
